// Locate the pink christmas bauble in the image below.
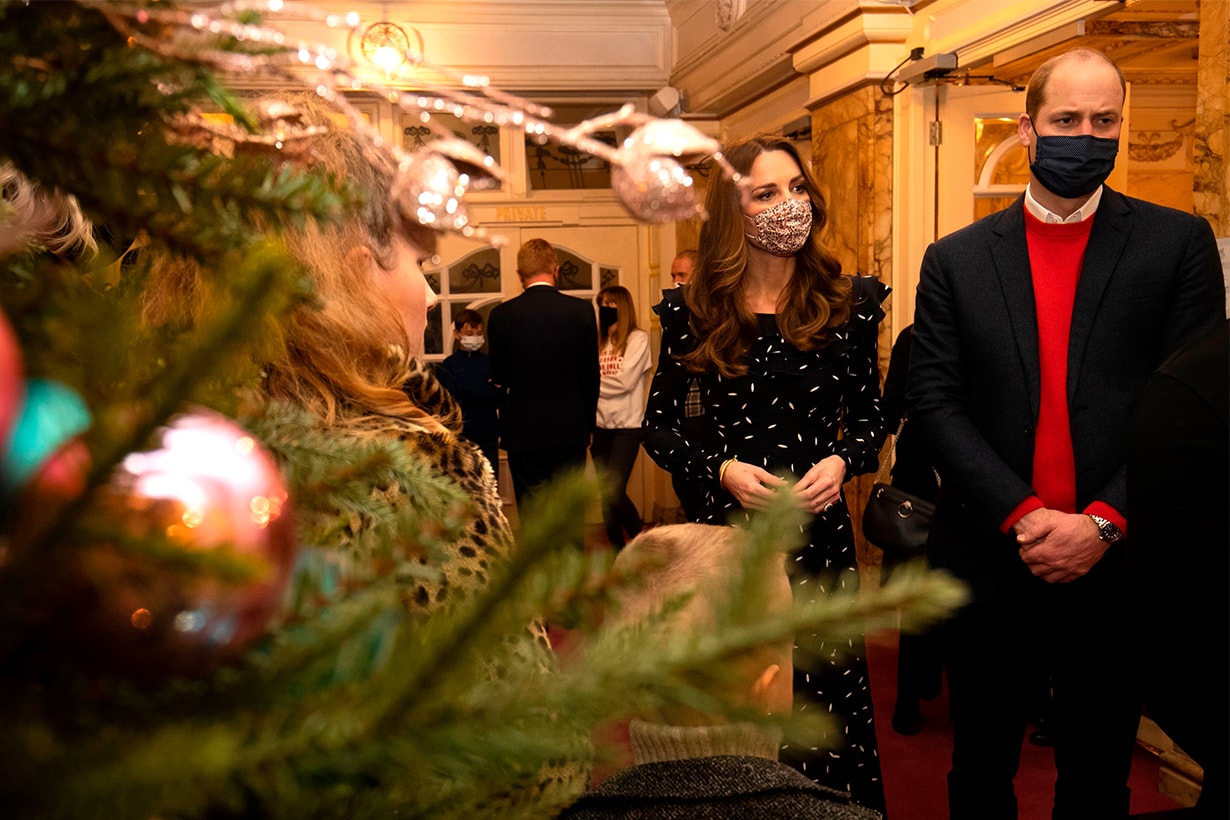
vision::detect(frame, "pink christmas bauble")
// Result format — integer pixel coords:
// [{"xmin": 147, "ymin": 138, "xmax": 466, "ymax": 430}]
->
[
  {"xmin": 612, "ymin": 155, "xmax": 703, "ymax": 223},
  {"xmin": 617, "ymin": 118, "xmax": 724, "ymax": 167},
  {"xmin": 80, "ymin": 409, "xmax": 297, "ymax": 677}
]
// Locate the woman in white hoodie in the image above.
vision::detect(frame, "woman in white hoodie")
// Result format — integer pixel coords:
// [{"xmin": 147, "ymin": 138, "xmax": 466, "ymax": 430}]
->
[{"xmin": 592, "ymin": 285, "xmax": 652, "ymax": 548}]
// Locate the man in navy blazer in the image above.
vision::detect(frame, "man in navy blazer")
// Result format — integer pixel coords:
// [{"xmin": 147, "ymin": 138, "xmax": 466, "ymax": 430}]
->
[
  {"xmin": 908, "ymin": 48, "xmax": 1224, "ymax": 820},
  {"xmin": 488, "ymin": 238, "xmax": 599, "ymax": 517}
]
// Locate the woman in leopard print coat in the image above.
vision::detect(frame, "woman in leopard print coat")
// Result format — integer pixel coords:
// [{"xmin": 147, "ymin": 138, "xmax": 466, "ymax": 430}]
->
[
  {"xmin": 145, "ymin": 92, "xmax": 519, "ymax": 621},
  {"xmin": 143, "ymin": 93, "xmax": 576, "ymax": 811}
]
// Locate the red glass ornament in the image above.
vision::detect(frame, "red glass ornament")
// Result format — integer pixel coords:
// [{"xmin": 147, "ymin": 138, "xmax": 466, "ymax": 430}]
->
[{"xmin": 0, "ymin": 310, "xmax": 24, "ymax": 449}]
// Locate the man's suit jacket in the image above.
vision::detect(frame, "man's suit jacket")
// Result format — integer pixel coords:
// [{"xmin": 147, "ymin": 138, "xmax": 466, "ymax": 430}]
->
[
  {"xmin": 487, "ymin": 284, "xmax": 599, "ymax": 452},
  {"xmin": 907, "ymin": 188, "xmax": 1224, "ymax": 596}
]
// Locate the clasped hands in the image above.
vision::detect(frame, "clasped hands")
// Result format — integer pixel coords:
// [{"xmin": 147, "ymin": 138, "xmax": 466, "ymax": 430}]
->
[
  {"xmin": 1013, "ymin": 508, "xmax": 1108, "ymax": 583},
  {"xmin": 719, "ymin": 454, "xmax": 845, "ymax": 515}
]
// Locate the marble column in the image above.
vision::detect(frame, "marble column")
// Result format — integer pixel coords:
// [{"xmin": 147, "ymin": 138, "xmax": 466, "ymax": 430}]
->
[
  {"xmin": 810, "ymin": 86, "xmax": 895, "ymax": 578},
  {"xmin": 1194, "ymin": 0, "xmax": 1228, "ymax": 236}
]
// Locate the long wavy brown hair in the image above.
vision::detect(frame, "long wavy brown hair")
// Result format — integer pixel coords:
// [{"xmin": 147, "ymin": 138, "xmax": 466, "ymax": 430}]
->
[
  {"xmin": 142, "ymin": 92, "xmax": 448, "ymax": 433},
  {"xmin": 681, "ymin": 135, "xmax": 850, "ymax": 378}
]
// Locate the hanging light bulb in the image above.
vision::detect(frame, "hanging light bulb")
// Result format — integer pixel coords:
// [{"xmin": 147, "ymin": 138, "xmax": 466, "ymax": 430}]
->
[{"xmin": 372, "ymin": 42, "xmax": 402, "ymax": 76}]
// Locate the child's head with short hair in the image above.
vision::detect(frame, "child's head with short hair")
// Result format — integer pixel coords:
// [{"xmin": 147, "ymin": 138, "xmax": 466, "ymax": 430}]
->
[{"xmin": 611, "ymin": 523, "xmax": 793, "ymax": 725}]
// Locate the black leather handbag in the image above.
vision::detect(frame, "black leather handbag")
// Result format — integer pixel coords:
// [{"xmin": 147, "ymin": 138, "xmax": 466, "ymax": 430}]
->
[{"xmin": 862, "ymin": 418, "xmax": 934, "ymax": 558}]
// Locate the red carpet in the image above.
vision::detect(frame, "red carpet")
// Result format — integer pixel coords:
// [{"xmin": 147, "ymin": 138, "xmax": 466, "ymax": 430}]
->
[{"xmin": 867, "ymin": 628, "xmax": 1186, "ymax": 818}]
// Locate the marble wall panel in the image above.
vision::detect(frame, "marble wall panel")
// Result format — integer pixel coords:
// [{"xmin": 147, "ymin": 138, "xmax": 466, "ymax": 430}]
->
[
  {"xmin": 809, "ymin": 85, "xmax": 897, "ymax": 575},
  {"xmin": 1194, "ymin": 0, "xmax": 1229, "ymax": 235}
]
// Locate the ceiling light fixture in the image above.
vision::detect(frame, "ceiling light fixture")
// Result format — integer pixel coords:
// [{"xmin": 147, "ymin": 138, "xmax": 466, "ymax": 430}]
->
[{"xmin": 358, "ymin": 19, "xmax": 423, "ymax": 79}]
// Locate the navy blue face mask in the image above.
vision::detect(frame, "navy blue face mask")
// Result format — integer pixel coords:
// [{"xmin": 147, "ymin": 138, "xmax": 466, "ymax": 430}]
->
[{"xmin": 1028, "ymin": 121, "xmax": 1119, "ymax": 200}]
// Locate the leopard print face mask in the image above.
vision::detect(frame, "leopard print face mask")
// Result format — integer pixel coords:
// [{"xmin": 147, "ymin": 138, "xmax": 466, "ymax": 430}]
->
[{"xmin": 743, "ymin": 198, "xmax": 812, "ymax": 257}]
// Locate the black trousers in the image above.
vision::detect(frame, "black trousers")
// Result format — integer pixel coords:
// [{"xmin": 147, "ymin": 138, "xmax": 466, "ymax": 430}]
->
[
  {"xmin": 506, "ymin": 445, "xmax": 589, "ymax": 518},
  {"xmin": 589, "ymin": 427, "xmax": 643, "ymax": 548},
  {"xmin": 945, "ymin": 557, "xmax": 1141, "ymax": 820},
  {"xmin": 882, "ymin": 557, "xmax": 945, "ymax": 709}
]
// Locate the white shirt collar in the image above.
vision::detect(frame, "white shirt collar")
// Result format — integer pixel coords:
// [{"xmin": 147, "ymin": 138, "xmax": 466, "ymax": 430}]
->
[{"xmin": 1024, "ymin": 183, "xmax": 1103, "ymax": 224}]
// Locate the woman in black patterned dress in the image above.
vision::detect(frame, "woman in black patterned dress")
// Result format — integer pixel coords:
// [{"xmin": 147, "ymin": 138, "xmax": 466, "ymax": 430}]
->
[{"xmin": 643, "ymin": 134, "xmax": 889, "ymax": 815}]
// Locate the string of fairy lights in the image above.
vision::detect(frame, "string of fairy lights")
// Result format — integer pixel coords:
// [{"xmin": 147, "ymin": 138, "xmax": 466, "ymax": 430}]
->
[{"xmin": 84, "ymin": 0, "xmax": 745, "ymax": 244}]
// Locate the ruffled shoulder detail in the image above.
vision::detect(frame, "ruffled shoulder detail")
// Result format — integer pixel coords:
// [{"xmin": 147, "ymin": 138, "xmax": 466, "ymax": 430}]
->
[
  {"xmin": 847, "ymin": 274, "xmax": 890, "ymax": 329},
  {"xmin": 653, "ymin": 285, "xmax": 687, "ymax": 321},
  {"xmin": 653, "ymin": 286, "xmax": 695, "ymax": 354},
  {"xmin": 740, "ymin": 276, "xmax": 888, "ymax": 378}
]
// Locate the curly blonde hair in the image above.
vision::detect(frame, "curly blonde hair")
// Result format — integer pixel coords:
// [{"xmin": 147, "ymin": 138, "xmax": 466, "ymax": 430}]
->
[
  {"xmin": 0, "ymin": 163, "xmax": 96, "ymax": 260},
  {"xmin": 143, "ymin": 93, "xmax": 445, "ymax": 432}
]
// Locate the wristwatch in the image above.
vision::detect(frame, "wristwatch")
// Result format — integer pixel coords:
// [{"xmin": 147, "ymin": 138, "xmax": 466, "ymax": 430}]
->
[{"xmin": 1086, "ymin": 514, "xmax": 1123, "ymax": 544}]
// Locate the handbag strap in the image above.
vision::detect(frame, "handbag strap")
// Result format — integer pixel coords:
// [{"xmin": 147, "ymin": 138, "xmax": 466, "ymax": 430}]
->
[
  {"xmin": 873, "ymin": 414, "xmax": 943, "ymax": 489},
  {"xmin": 873, "ymin": 416, "xmax": 907, "ymax": 485}
]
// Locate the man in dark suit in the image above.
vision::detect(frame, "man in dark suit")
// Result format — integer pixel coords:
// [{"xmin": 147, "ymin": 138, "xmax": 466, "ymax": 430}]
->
[
  {"xmin": 907, "ymin": 47, "xmax": 1224, "ymax": 820},
  {"xmin": 488, "ymin": 238, "xmax": 599, "ymax": 517},
  {"xmin": 1126, "ymin": 320, "xmax": 1228, "ymax": 819}
]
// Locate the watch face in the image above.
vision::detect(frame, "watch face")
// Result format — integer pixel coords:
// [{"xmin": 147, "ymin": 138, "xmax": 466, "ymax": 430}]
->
[{"xmin": 1089, "ymin": 515, "xmax": 1121, "ymax": 543}]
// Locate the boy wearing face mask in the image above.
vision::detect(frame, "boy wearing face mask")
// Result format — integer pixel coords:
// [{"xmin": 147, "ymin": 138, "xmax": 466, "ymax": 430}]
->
[
  {"xmin": 436, "ymin": 308, "xmax": 500, "ymax": 480},
  {"xmin": 908, "ymin": 47, "xmax": 1224, "ymax": 819}
]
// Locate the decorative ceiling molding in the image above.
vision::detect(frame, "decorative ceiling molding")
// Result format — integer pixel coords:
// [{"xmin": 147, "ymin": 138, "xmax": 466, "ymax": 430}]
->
[
  {"xmin": 984, "ymin": 8, "xmax": 1200, "ymax": 87},
  {"xmin": 910, "ymin": 0, "xmax": 1200, "ymax": 86},
  {"xmin": 1091, "ymin": 20, "xmax": 1200, "ymax": 38},
  {"xmin": 262, "ymin": 1, "xmax": 673, "ymax": 92},
  {"xmin": 721, "ymin": 75, "xmax": 811, "ymax": 142},
  {"xmin": 792, "ymin": 6, "xmax": 915, "ymax": 105},
  {"xmin": 250, "ymin": 1, "xmax": 1201, "ymax": 117},
  {"xmin": 668, "ymin": 0, "xmax": 865, "ymax": 117},
  {"xmin": 805, "ymin": 41, "xmax": 921, "ymax": 109},
  {"xmin": 910, "ymin": 0, "xmax": 1117, "ymax": 70}
]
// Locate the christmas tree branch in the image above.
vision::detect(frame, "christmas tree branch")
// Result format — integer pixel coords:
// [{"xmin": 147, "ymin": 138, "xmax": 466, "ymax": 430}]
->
[{"xmin": 4, "ymin": 242, "xmax": 300, "ymax": 570}]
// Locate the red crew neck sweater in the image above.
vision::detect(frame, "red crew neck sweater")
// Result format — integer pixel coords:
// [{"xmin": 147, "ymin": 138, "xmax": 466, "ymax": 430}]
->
[{"xmin": 1025, "ymin": 209, "xmax": 1094, "ymax": 514}]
